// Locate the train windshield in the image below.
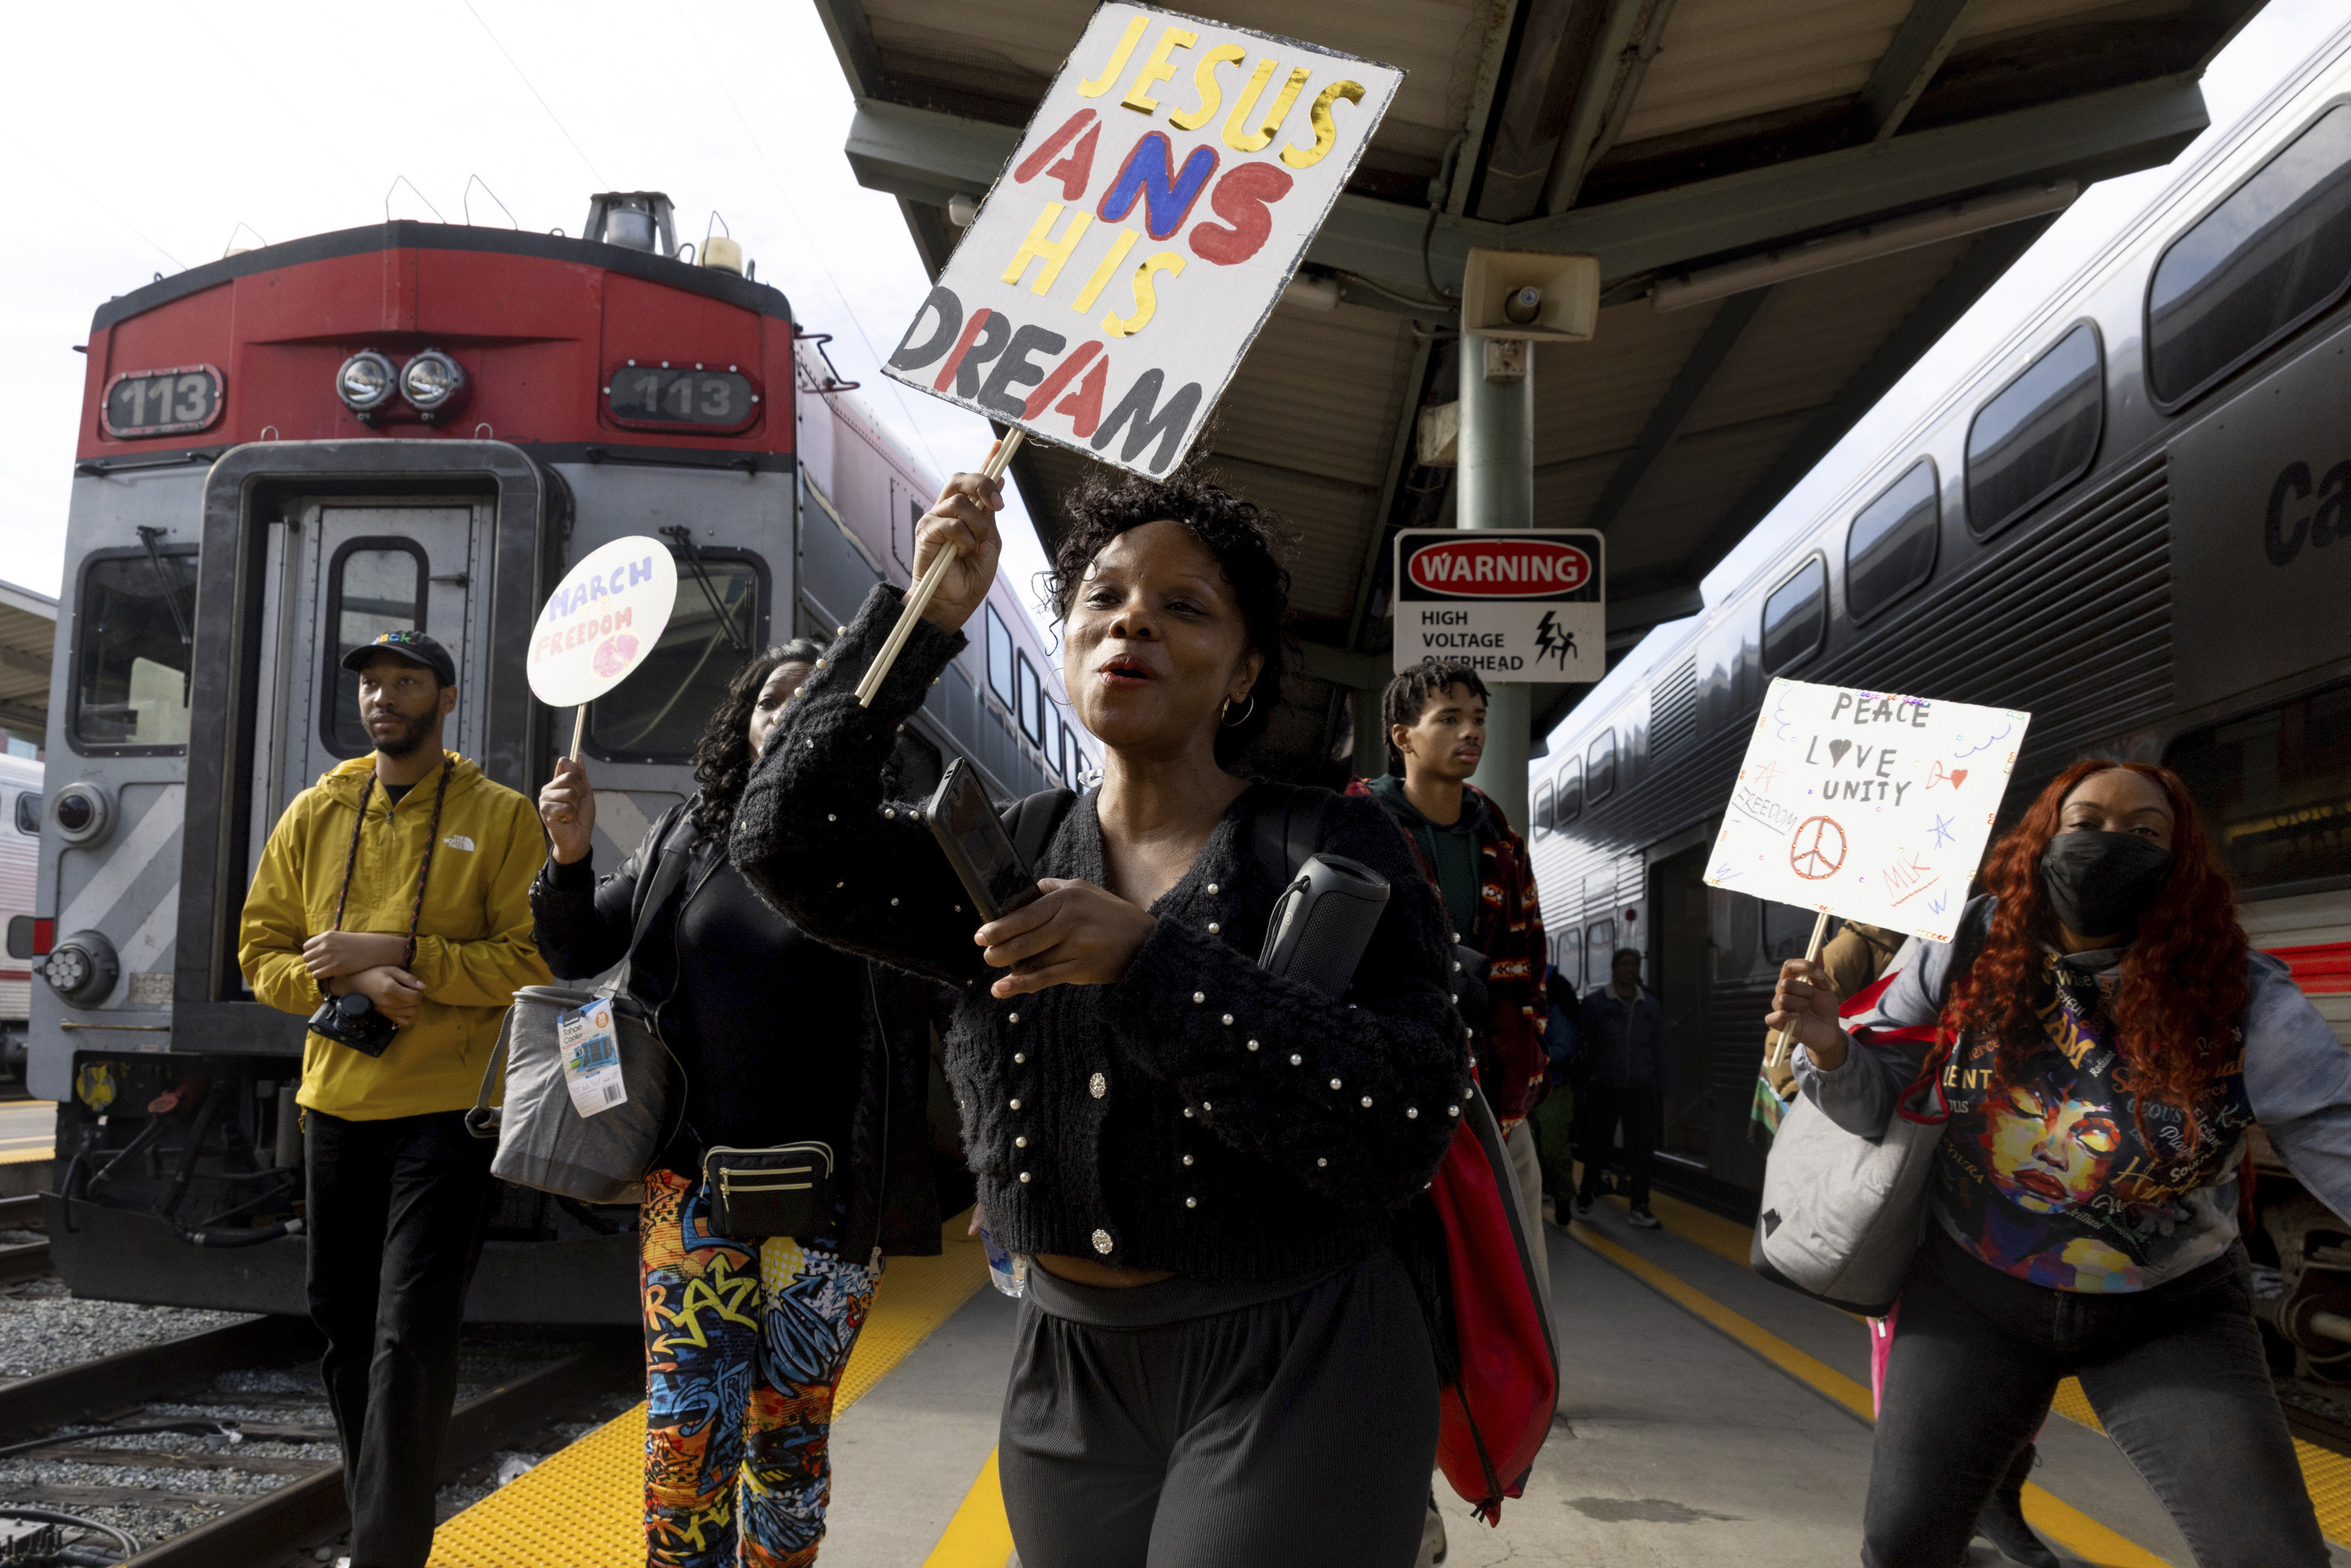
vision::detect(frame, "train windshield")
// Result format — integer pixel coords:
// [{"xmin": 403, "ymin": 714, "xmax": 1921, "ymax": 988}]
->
[
  {"xmin": 71, "ymin": 547, "xmax": 197, "ymax": 751},
  {"xmin": 589, "ymin": 553, "xmax": 763, "ymax": 762},
  {"xmin": 2167, "ymin": 685, "xmax": 2351, "ymax": 893}
]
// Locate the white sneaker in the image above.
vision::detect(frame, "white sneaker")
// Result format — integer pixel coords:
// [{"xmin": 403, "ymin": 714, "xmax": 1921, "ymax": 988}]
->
[
  {"xmin": 1627, "ymin": 1205, "xmax": 1662, "ymax": 1229},
  {"xmin": 1417, "ymin": 1495, "xmax": 1449, "ymax": 1566}
]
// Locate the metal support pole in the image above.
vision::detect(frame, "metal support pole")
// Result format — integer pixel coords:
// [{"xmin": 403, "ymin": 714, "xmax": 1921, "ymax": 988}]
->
[{"xmin": 1459, "ymin": 335, "xmax": 1534, "ymax": 833}]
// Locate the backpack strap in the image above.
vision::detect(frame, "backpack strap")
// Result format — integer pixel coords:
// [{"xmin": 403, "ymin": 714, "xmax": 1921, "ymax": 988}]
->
[
  {"xmin": 1002, "ymin": 788, "xmax": 1079, "ymax": 873},
  {"xmin": 1248, "ymin": 784, "xmax": 1339, "ymax": 889}
]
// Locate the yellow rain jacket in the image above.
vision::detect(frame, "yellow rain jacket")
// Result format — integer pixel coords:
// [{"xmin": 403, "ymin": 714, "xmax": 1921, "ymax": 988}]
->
[{"xmin": 238, "ymin": 752, "xmax": 551, "ymax": 1120}]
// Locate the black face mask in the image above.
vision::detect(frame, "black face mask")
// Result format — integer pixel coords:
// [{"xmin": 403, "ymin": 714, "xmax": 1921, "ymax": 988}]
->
[{"xmin": 2038, "ymin": 831, "xmax": 2171, "ymax": 939}]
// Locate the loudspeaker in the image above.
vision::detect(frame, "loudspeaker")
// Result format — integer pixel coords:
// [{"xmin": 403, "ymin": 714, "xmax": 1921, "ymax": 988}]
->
[{"xmin": 1460, "ymin": 249, "xmax": 1599, "ymax": 342}]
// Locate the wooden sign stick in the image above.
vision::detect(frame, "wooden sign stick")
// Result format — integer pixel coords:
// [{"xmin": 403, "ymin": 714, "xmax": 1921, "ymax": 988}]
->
[
  {"xmin": 856, "ymin": 432, "xmax": 1024, "ymax": 708},
  {"xmin": 1766, "ymin": 909, "xmax": 1833, "ymax": 1072},
  {"xmin": 569, "ymin": 705, "xmax": 588, "ymax": 763}
]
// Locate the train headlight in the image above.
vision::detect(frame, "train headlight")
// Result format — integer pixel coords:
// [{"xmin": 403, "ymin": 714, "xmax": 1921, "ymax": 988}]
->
[
  {"xmin": 399, "ymin": 349, "xmax": 467, "ymax": 418},
  {"xmin": 42, "ymin": 929, "xmax": 119, "ymax": 1007},
  {"xmin": 49, "ymin": 782, "xmax": 113, "ymax": 848},
  {"xmin": 337, "ymin": 350, "xmax": 399, "ymax": 417}
]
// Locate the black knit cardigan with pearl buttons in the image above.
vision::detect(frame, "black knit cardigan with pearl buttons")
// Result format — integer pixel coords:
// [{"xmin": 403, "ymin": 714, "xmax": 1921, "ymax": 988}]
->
[{"xmin": 730, "ymin": 585, "xmax": 1474, "ymax": 1283}]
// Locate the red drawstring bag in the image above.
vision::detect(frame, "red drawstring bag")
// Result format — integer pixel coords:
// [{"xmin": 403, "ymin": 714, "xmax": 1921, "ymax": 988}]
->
[{"xmin": 1428, "ymin": 1084, "xmax": 1559, "ymax": 1524}]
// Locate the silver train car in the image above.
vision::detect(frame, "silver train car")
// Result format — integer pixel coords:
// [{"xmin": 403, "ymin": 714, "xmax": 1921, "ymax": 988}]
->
[
  {"xmin": 1526, "ymin": 22, "xmax": 2351, "ymax": 1261},
  {"xmin": 23, "ymin": 191, "xmax": 1079, "ymax": 1322}
]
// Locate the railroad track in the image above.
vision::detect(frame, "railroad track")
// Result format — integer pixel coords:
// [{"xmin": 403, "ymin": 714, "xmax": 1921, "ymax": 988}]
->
[
  {"xmin": 0, "ymin": 1313, "xmax": 634, "ymax": 1566},
  {"xmin": 0, "ymin": 1195, "xmax": 49, "ymax": 1286}
]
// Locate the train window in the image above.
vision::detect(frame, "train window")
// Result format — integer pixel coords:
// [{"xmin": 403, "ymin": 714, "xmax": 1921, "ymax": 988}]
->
[
  {"xmin": 1846, "ymin": 460, "xmax": 1939, "ymax": 623},
  {"xmin": 1077, "ymin": 746, "xmax": 1096, "ymax": 784},
  {"xmin": 1532, "ymin": 781, "xmax": 1554, "ymax": 838},
  {"xmin": 2148, "ymin": 103, "xmax": 2351, "ymax": 407},
  {"xmin": 1060, "ymin": 726, "xmax": 1077, "ymax": 788},
  {"xmin": 1040, "ymin": 697, "xmax": 1059, "ymax": 770},
  {"xmin": 588, "ymin": 552, "xmax": 766, "ymax": 763},
  {"xmin": 1965, "ymin": 324, "xmax": 2103, "ymax": 539},
  {"xmin": 1555, "ymin": 926, "xmax": 1580, "ymax": 992},
  {"xmin": 985, "ymin": 605, "xmax": 1015, "ymax": 710},
  {"xmin": 2166, "ymin": 684, "xmax": 2351, "ymax": 893},
  {"xmin": 1759, "ymin": 557, "xmax": 1827, "ymax": 673},
  {"xmin": 1017, "ymin": 655, "xmax": 1044, "ymax": 746},
  {"xmin": 71, "ymin": 545, "xmax": 197, "ymax": 752},
  {"xmin": 1585, "ymin": 921, "xmax": 1616, "ymax": 990},
  {"xmin": 323, "ymin": 541, "xmax": 427, "ymax": 757},
  {"xmin": 13, "ymin": 793, "xmax": 37, "ymax": 834},
  {"xmin": 1586, "ymin": 732, "xmax": 1615, "ymax": 805},
  {"xmin": 1556, "ymin": 758, "xmax": 1581, "ymax": 824}
]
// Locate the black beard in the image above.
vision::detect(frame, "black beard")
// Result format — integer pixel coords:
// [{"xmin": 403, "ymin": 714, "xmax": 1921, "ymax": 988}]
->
[{"xmin": 370, "ymin": 708, "xmax": 437, "ymax": 759}]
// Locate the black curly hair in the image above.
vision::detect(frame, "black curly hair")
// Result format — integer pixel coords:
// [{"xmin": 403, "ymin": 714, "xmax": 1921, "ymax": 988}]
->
[
  {"xmin": 1048, "ymin": 467, "xmax": 1291, "ymax": 766},
  {"xmin": 690, "ymin": 639, "xmax": 824, "ymax": 835},
  {"xmin": 1382, "ymin": 658, "xmax": 1491, "ymax": 775}
]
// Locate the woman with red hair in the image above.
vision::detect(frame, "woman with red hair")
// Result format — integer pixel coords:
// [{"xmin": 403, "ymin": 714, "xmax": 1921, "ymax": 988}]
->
[{"xmin": 1771, "ymin": 760, "xmax": 2350, "ymax": 1568}]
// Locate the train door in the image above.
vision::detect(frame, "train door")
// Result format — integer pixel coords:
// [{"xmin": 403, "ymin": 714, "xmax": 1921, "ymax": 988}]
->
[
  {"xmin": 248, "ymin": 500, "xmax": 491, "ymax": 885},
  {"xmin": 1647, "ymin": 843, "xmax": 1715, "ymax": 1171}
]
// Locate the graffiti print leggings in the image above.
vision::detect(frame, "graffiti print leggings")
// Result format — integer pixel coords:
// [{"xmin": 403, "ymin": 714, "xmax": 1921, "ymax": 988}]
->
[{"xmin": 640, "ymin": 1171, "xmax": 879, "ymax": 1568}]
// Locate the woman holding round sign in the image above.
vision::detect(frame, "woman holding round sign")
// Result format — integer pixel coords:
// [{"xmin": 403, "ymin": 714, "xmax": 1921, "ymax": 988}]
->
[
  {"xmin": 730, "ymin": 462, "xmax": 1469, "ymax": 1566},
  {"xmin": 1770, "ymin": 761, "xmax": 2351, "ymax": 1567},
  {"xmin": 532, "ymin": 639, "xmax": 947, "ymax": 1568}
]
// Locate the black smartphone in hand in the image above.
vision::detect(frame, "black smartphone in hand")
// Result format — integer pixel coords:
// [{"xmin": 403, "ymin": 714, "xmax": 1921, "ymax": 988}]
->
[{"xmin": 924, "ymin": 758, "xmax": 1045, "ymax": 922}]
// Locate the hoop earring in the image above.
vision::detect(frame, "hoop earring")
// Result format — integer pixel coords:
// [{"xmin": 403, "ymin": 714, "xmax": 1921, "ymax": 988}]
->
[{"xmin": 1221, "ymin": 693, "xmax": 1256, "ymax": 728}]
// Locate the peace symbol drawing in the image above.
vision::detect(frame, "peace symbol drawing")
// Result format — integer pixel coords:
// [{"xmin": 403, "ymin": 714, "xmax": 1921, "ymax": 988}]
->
[{"xmin": 1788, "ymin": 815, "xmax": 1848, "ymax": 881}]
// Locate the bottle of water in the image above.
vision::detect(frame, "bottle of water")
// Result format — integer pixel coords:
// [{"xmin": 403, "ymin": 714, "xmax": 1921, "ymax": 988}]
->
[{"xmin": 980, "ymin": 1222, "xmax": 1026, "ymax": 1298}]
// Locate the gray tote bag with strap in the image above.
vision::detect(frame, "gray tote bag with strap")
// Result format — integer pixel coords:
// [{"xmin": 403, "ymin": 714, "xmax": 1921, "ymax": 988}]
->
[{"xmin": 465, "ymin": 817, "xmax": 694, "ymax": 1204}]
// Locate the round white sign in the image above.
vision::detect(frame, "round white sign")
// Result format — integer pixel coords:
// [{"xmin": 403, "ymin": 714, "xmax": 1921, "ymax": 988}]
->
[{"xmin": 526, "ymin": 536, "xmax": 679, "ymax": 708}]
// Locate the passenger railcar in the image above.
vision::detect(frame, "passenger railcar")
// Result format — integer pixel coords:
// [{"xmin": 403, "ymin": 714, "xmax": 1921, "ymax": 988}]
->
[
  {"xmin": 26, "ymin": 193, "xmax": 1081, "ymax": 1322},
  {"xmin": 1527, "ymin": 15, "xmax": 2351, "ymax": 1296}
]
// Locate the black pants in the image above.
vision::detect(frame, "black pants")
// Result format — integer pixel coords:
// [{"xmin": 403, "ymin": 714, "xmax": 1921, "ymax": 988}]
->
[
  {"xmin": 306, "ymin": 1109, "xmax": 498, "ymax": 1568},
  {"xmin": 1867, "ymin": 1226, "xmax": 2327, "ymax": 1568},
  {"xmin": 999, "ymin": 1248, "xmax": 1439, "ymax": 1568},
  {"xmin": 1574, "ymin": 1081, "xmax": 1661, "ymax": 1208}
]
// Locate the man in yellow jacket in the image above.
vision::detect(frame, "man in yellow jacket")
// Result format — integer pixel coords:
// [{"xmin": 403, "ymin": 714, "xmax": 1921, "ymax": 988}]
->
[{"xmin": 239, "ymin": 629, "xmax": 549, "ymax": 1568}]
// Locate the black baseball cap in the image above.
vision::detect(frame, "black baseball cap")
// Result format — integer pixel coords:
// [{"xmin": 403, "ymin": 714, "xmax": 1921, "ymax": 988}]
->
[{"xmin": 342, "ymin": 629, "xmax": 457, "ymax": 686}]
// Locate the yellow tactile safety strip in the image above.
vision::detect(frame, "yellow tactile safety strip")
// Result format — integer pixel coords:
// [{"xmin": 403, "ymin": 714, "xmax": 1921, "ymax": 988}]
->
[
  {"xmin": 0, "ymin": 1147, "xmax": 53, "ymax": 1165},
  {"xmin": 1585, "ymin": 1186, "xmax": 2351, "ymax": 1552},
  {"xmin": 920, "ymin": 1449, "xmax": 1016, "ymax": 1568},
  {"xmin": 1567, "ymin": 1221, "xmax": 2172, "ymax": 1567},
  {"xmin": 426, "ymin": 1212, "xmax": 991, "ymax": 1568}
]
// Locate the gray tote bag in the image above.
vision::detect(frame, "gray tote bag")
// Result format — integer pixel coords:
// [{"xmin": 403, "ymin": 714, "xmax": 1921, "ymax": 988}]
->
[
  {"xmin": 1749, "ymin": 1081, "xmax": 1947, "ymax": 1316},
  {"xmin": 466, "ymin": 815, "xmax": 697, "ymax": 1204},
  {"xmin": 467, "ymin": 986, "xmax": 680, "ymax": 1204}
]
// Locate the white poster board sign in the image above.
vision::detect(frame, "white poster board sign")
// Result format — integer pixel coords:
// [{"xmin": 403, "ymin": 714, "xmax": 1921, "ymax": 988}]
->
[
  {"xmin": 527, "ymin": 537, "xmax": 679, "ymax": 708},
  {"xmin": 881, "ymin": 3, "xmax": 1404, "ymax": 478},
  {"xmin": 1392, "ymin": 529, "xmax": 1604, "ymax": 679},
  {"xmin": 1704, "ymin": 678, "xmax": 2032, "ymax": 943}
]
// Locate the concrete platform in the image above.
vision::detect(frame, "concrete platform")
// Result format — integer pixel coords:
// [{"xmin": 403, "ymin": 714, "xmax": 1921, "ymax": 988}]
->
[{"xmin": 426, "ymin": 1195, "xmax": 2351, "ymax": 1567}]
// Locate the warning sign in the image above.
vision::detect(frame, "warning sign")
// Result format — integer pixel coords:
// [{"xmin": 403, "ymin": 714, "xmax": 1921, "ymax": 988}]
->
[{"xmin": 1391, "ymin": 529, "xmax": 1604, "ymax": 679}]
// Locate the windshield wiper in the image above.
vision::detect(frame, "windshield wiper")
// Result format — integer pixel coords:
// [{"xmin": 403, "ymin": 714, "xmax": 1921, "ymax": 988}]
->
[
  {"xmin": 659, "ymin": 525, "xmax": 749, "ymax": 654},
  {"xmin": 136, "ymin": 526, "xmax": 194, "ymax": 646}
]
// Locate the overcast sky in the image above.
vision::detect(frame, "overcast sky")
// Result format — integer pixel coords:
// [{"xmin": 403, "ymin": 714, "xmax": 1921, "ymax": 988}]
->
[
  {"xmin": 4, "ymin": 0, "xmax": 2340, "ymax": 705},
  {"xmin": 0, "ymin": 0, "xmax": 1052, "ymax": 621}
]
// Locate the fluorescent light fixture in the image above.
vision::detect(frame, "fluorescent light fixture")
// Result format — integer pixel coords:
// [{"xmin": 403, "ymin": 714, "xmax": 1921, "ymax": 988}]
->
[{"xmin": 1652, "ymin": 180, "xmax": 2078, "ymax": 313}]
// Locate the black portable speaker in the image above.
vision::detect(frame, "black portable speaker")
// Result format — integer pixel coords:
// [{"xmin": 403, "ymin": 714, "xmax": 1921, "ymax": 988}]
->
[{"xmin": 1256, "ymin": 853, "xmax": 1390, "ymax": 998}]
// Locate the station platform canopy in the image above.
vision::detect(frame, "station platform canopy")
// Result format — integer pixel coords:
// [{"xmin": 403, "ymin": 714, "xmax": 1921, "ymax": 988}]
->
[
  {"xmin": 817, "ymin": 0, "xmax": 2254, "ymax": 775},
  {"xmin": 0, "ymin": 579, "xmax": 56, "ymax": 748}
]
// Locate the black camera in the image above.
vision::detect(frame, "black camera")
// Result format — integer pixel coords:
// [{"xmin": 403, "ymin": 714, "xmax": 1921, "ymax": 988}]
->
[{"xmin": 307, "ymin": 990, "xmax": 398, "ymax": 1057}]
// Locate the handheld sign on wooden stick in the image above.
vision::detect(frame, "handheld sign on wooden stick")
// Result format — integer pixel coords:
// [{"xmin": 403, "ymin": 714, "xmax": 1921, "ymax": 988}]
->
[
  {"xmin": 527, "ymin": 537, "xmax": 679, "ymax": 761},
  {"xmin": 855, "ymin": 4, "xmax": 1404, "ymax": 702},
  {"xmin": 1705, "ymin": 679, "xmax": 2031, "ymax": 1068},
  {"xmin": 878, "ymin": 4, "xmax": 1402, "ymax": 477},
  {"xmin": 855, "ymin": 434, "xmax": 1024, "ymax": 708}
]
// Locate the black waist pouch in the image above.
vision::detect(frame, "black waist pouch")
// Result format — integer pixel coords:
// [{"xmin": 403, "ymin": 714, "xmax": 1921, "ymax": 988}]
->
[{"xmin": 702, "ymin": 1142, "xmax": 835, "ymax": 1242}]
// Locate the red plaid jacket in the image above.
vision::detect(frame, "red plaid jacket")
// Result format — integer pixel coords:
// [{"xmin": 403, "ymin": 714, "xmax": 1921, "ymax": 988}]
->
[{"xmin": 1349, "ymin": 779, "xmax": 1550, "ymax": 1121}]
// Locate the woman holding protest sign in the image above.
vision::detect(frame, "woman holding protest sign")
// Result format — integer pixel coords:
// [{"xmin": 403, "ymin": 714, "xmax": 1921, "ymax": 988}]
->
[
  {"xmin": 532, "ymin": 643, "xmax": 944, "ymax": 1568},
  {"xmin": 1771, "ymin": 761, "xmax": 2351, "ymax": 1567},
  {"xmin": 730, "ymin": 460, "xmax": 1469, "ymax": 1567}
]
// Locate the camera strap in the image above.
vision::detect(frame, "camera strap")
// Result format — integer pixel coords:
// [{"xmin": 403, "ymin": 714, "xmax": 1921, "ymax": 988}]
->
[{"xmin": 321, "ymin": 760, "xmax": 455, "ymax": 999}]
